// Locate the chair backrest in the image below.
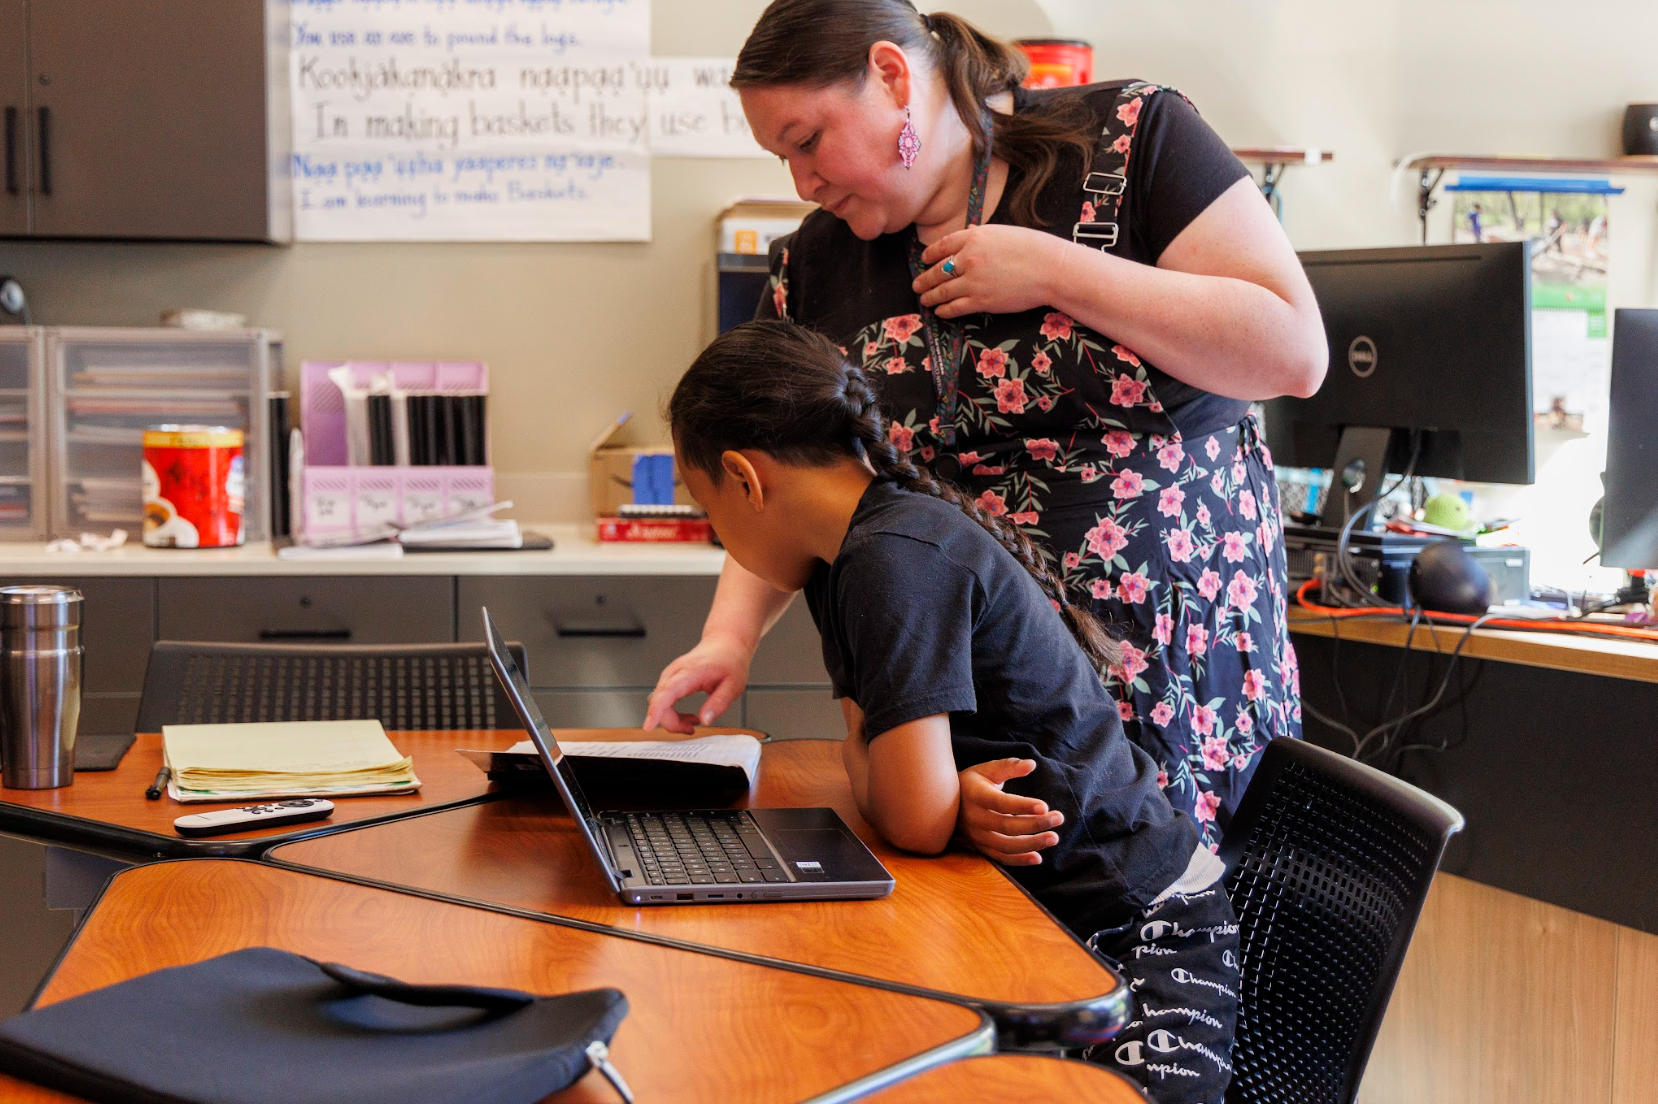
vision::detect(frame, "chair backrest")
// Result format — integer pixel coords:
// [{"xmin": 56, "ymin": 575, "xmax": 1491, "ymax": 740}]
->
[
  {"xmin": 136, "ymin": 641, "xmax": 529, "ymax": 733},
  {"xmin": 1219, "ymin": 738, "xmax": 1464, "ymax": 1104}
]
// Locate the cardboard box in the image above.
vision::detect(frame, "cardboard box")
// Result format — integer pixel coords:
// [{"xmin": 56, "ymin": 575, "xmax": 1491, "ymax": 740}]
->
[
  {"xmin": 588, "ymin": 413, "xmax": 696, "ymax": 518},
  {"xmin": 717, "ymin": 197, "xmax": 817, "ymax": 255}
]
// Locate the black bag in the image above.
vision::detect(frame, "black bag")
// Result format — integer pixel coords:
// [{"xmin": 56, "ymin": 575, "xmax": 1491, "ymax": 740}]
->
[{"xmin": 0, "ymin": 947, "xmax": 632, "ymax": 1104}]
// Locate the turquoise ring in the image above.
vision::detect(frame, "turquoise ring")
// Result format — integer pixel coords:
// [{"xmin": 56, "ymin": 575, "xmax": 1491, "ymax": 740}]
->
[{"xmin": 941, "ymin": 256, "xmax": 959, "ymax": 277}]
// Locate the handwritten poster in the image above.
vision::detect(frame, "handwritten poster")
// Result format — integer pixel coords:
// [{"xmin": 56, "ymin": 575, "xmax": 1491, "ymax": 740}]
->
[
  {"xmin": 288, "ymin": 0, "xmax": 653, "ymax": 242},
  {"xmin": 648, "ymin": 58, "xmax": 767, "ymax": 159}
]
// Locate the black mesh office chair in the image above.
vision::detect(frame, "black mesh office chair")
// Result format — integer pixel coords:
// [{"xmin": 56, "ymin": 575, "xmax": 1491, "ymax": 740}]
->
[
  {"xmin": 1219, "ymin": 737, "xmax": 1464, "ymax": 1104},
  {"xmin": 135, "ymin": 641, "xmax": 529, "ymax": 733}
]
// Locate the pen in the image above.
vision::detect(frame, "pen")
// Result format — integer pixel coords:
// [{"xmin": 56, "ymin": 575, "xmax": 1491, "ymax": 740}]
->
[{"xmin": 145, "ymin": 765, "xmax": 171, "ymax": 801}]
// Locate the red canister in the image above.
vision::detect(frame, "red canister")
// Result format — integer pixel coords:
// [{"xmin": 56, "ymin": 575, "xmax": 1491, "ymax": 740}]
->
[
  {"xmin": 1014, "ymin": 39, "xmax": 1093, "ymax": 89},
  {"xmin": 142, "ymin": 425, "xmax": 246, "ymax": 548}
]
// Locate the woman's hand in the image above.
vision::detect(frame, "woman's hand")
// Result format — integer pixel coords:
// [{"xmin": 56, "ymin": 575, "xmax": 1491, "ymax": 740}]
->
[
  {"xmin": 954, "ymin": 758, "xmax": 1064, "ymax": 867},
  {"xmin": 643, "ymin": 636, "xmax": 754, "ymax": 734},
  {"xmin": 913, "ymin": 225, "xmax": 1069, "ymax": 319}
]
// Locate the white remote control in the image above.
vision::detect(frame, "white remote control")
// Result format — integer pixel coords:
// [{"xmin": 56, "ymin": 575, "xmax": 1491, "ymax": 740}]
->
[{"xmin": 174, "ymin": 799, "xmax": 335, "ymax": 838}]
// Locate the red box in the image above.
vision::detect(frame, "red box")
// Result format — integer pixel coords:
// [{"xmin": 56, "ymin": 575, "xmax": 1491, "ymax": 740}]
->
[{"xmin": 596, "ymin": 516, "xmax": 715, "ymax": 543}]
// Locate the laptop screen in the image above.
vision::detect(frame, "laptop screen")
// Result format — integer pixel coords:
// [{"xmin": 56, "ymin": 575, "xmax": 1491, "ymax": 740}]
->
[{"xmin": 480, "ymin": 609, "xmax": 614, "ymax": 881}]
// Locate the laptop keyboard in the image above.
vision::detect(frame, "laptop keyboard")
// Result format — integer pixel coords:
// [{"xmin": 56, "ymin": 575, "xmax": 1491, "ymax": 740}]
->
[{"xmin": 623, "ymin": 811, "xmax": 792, "ymax": 886}]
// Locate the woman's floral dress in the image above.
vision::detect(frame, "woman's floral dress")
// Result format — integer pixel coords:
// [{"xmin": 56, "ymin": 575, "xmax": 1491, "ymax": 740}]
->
[{"xmin": 759, "ymin": 81, "xmax": 1301, "ymax": 847}]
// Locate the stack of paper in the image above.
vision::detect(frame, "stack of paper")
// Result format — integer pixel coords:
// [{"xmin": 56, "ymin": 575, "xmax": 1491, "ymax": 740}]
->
[
  {"xmin": 458, "ymin": 733, "xmax": 761, "ymax": 803},
  {"xmin": 162, "ymin": 720, "xmax": 422, "ymax": 804}
]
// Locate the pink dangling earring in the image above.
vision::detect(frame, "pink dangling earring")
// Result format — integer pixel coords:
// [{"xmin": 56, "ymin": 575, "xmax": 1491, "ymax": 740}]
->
[{"xmin": 898, "ymin": 106, "xmax": 921, "ymax": 169}]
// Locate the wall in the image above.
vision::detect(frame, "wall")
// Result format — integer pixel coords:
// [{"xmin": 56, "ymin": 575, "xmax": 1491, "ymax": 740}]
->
[{"xmin": 1, "ymin": 0, "xmax": 1655, "ymax": 523}]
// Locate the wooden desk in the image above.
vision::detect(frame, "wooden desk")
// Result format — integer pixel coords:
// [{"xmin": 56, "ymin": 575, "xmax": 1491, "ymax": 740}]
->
[
  {"xmin": 860, "ymin": 1055, "xmax": 1143, "ymax": 1101},
  {"xmin": 0, "ymin": 729, "xmax": 526, "ymax": 857},
  {"xmin": 270, "ymin": 736, "xmax": 1129, "ymax": 1049},
  {"xmin": 0, "ymin": 859, "xmax": 992, "ymax": 1103}
]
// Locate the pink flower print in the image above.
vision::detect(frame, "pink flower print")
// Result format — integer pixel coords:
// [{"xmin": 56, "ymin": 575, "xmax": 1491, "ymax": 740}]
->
[
  {"xmin": 1196, "ymin": 502, "xmax": 1211, "ymax": 527},
  {"xmin": 1239, "ymin": 488, "xmax": 1258, "ymax": 522},
  {"xmin": 1153, "ymin": 613, "xmax": 1174, "ymax": 646},
  {"xmin": 1151, "ymin": 702, "xmax": 1174, "ymax": 728},
  {"xmin": 1235, "ymin": 632, "xmax": 1253, "ymax": 653},
  {"xmin": 1091, "ymin": 579, "xmax": 1113, "ymax": 600},
  {"xmin": 863, "ymin": 341, "xmax": 880, "ymax": 361},
  {"xmin": 1186, "ymin": 623, "xmax": 1209, "ymax": 656},
  {"xmin": 1261, "ymin": 443, "xmax": 1275, "ymax": 470},
  {"xmin": 1257, "ymin": 520, "xmax": 1277, "ymax": 556},
  {"xmin": 1031, "ymin": 351, "xmax": 1052, "ymax": 376},
  {"xmin": 1112, "ymin": 133, "xmax": 1132, "ymax": 154},
  {"xmin": 1242, "ymin": 668, "xmax": 1267, "ymax": 702},
  {"xmin": 976, "ymin": 347, "xmax": 1008, "ymax": 379},
  {"xmin": 958, "ymin": 451, "xmax": 982, "ymax": 466},
  {"xmin": 1211, "ymin": 472, "xmax": 1224, "ymax": 495},
  {"xmin": 1157, "ymin": 769, "xmax": 1170, "ymax": 789},
  {"xmin": 1115, "ymin": 642, "xmax": 1150, "ymax": 683},
  {"xmin": 972, "ymin": 464, "xmax": 1005, "ymax": 476},
  {"xmin": 1027, "ymin": 438, "xmax": 1060, "ymax": 463},
  {"xmin": 1119, "ymin": 700, "xmax": 1134, "ymax": 721},
  {"xmin": 772, "ymin": 282, "xmax": 787, "ymax": 317},
  {"xmin": 1222, "ymin": 531, "xmax": 1248, "ymax": 563},
  {"xmin": 1232, "ymin": 462, "xmax": 1247, "ymax": 483},
  {"xmin": 1235, "ymin": 711, "xmax": 1254, "ymax": 737},
  {"xmin": 1205, "ymin": 437, "xmax": 1221, "ymax": 461},
  {"xmin": 1063, "ymin": 551, "xmax": 1081, "ymax": 570},
  {"xmin": 1197, "ymin": 569, "xmax": 1222, "ymax": 601},
  {"xmin": 1150, "ymin": 435, "xmax": 1166, "ymax": 450},
  {"xmin": 1110, "ymin": 375, "xmax": 1148, "ymax": 407},
  {"xmin": 1166, "ymin": 528, "xmax": 1196, "ymax": 563},
  {"xmin": 1112, "ymin": 470, "xmax": 1145, "ymax": 500},
  {"xmin": 1079, "ymin": 464, "xmax": 1100, "ymax": 483},
  {"xmin": 1009, "ymin": 511, "xmax": 1039, "ymax": 526},
  {"xmin": 1039, "ymin": 312, "xmax": 1074, "ymax": 341},
  {"xmin": 1036, "ymin": 395, "xmax": 1054, "ymax": 412},
  {"xmin": 1192, "ymin": 703, "xmax": 1217, "ymax": 738},
  {"xmin": 1103, "ymin": 430, "xmax": 1134, "ymax": 458},
  {"xmin": 1117, "ymin": 572, "xmax": 1150, "ymax": 604},
  {"xmin": 1116, "ymin": 97, "xmax": 1144, "ymax": 127},
  {"xmin": 921, "ymin": 355, "xmax": 932, "ymax": 375},
  {"xmin": 1111, "ymin": 344, "xmax": 1143, "ymax": 367},
  {"xmin": 1158, "ymin": 486, "xmax": 1185, "ymax": 518},
  {"xmin": 1157, "ymin": 442, "xmax": 1184, "ymax": 472},
  {"xmin": 919, "ymin": 446, "xmax": 934, "ymax": 462},
  {"xmin": 1149, "ymin": 401, "xmax": 1163, "ymax": 413},
  {"xmin": 1202, "ymin": 735, "xmax": 1229, "ymax": 771},
  {"xmin": 1194, "ymin": 790, "xmax": 1221, "ymax": 824},
  {"xmin": 888, "ymin": 422, "xmax": 914, "ymax": 452},
  {"xmin": 927, "ymin": 417, "xmax": 941, "ymax": 436},
  {"xmin": 1085, "ymin": 517, "xmax": 1129, "ymax": 560},
  {"xmin": 885, "ymin": 356, "xmax": 908, "ymax": 375},
  {"xmin": 994, "ymin": 378, "xmax": 1027, "ymax": 414},
  {"xmin": 977, "ymin": 489, "xmax": 1007, "ymax": 517},
  {"xmin": 1228, "ymin": 570, "xmax": 1260, "ymax": 611},
  {"xmin": 780, "ymin": 248, "xmax": 789, "ymax": 266},
  {"xmin": 1080, "ymin": 200, "xmax": 1096, "ymax": 223},
  {"xmin": 883, "ymin": 314, "xmax": 922, "ymax": 343}
]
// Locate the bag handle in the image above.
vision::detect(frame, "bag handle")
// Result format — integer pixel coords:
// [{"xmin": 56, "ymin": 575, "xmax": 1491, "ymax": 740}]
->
[{"xmin": 315, "ymin": 960, "xmax": 535, "ymax": 1013}]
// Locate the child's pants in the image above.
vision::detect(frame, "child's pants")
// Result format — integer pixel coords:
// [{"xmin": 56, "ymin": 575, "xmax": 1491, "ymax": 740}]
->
[{"xmin": 1083, "ymin": 883, "xmax": 1240, "ymax": 1104}]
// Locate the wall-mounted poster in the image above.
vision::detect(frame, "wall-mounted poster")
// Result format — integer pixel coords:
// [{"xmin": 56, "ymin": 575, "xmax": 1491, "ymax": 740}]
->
[{"xmin": 1450, "ymin": 175, "xmax": 1620, "ymax": 433}]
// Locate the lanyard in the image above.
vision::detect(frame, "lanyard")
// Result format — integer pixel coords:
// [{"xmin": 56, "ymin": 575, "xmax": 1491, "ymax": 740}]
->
[{"xmin": 905, "ymin": 109, "xmax": 994, "ymax": 448}]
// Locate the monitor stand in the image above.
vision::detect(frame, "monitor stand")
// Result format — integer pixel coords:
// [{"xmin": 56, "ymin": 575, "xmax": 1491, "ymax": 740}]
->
[{"xmin": 1318, "ymin": 426, "xmax": 1394, "ymax": 531}]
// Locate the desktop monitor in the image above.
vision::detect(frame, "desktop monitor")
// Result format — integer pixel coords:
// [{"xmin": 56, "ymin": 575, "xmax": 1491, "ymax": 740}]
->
[
  {"xmin": 1264, "ymin": 243, "xmax": 1535, "ymax": 529},
  {"xmin": 1601, "ymin": 309, "xmax": 1658, "ymax": 570}
]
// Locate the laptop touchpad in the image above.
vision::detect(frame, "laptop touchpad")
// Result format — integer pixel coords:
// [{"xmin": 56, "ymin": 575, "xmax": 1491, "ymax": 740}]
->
[{"xmin": 770, "ymin": 829, "xmax": 878, "ymax": 882}]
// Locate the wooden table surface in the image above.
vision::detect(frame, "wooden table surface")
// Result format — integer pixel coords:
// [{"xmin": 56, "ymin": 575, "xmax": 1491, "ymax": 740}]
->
[
  {"xmin": 0, "ymin": 729, "xmax": 521, "ymax": 856},
  {"xmin": 860, "ymin": 1054, "xmax": 1143, "ymax": 1101},
  {"xmin": 270, "ymin": 733, "xmax": 1128, "ymax": 1048},
  {"xmin": 0, "ymin": 859, "xmax": 993, "ymax": 1104}
]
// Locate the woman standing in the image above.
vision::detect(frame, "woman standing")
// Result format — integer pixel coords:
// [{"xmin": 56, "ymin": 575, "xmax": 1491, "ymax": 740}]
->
[{"xmin": 647, "ymin": 0, "xmax": 1326, "ymax": 850}]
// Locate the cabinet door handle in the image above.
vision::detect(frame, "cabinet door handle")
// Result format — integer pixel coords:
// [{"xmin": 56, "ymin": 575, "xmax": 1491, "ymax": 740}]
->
[
  {"xmin": 35, "ymin": 106, "xmax": 49, "ymax": 196},
  {"xmin": 551, "ymin": 621, "xmax": 646, "ymax": 639},
  {"xmin": 257, "ymin": 628, "xmax": 352, "ymax": 641},
  {"xmin": 3, "ymin": 107, "xmax": 16, "ymax": 196}
]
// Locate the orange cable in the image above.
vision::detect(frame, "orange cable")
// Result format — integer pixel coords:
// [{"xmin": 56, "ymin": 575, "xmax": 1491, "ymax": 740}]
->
[{"xmin": 1292, "ymin": 579, "xmax": 1658, "ymax": 645}]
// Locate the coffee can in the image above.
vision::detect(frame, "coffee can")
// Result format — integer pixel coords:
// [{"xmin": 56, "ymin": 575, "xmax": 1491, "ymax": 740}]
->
[
  {"xmin": 1013, "ymin": 39, "xmax": 1093, "ymax": 89},
  {"xmin": 142, "ymin": 424, "xmax": 246, "ymax": 548}
]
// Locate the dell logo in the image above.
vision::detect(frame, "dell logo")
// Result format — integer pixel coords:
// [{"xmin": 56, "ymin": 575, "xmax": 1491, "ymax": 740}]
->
[{"xmin": 1348, "ymin": 336, "xmax": 1378, "ymax": 378}]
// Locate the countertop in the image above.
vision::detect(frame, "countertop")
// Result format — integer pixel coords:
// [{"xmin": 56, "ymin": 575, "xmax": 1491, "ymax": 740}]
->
[{"xmin": 0, "ymin": 525, "xmax": 729, "ymax": 577}]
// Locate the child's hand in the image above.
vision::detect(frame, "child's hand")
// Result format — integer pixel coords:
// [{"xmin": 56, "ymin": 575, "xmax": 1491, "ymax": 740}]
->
[
  {"xmin": 954, "ymin": 758, "xmax": 1063, "ymax": 867},
  {"xmin": 644, "ymin": 637, "xmax": 753, "ymax": 734}
]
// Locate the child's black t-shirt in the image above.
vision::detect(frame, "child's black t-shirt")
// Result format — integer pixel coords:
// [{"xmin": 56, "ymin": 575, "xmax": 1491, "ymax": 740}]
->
[{"xmin": 803, "ymin": 478, "xmax": 1199, "ymax": 937}]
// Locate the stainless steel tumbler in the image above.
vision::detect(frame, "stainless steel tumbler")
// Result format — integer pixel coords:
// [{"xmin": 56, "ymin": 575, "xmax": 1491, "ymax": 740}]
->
[{"xmin": 0, "ymin": 585, "xmax": 82, "ymax": 790}]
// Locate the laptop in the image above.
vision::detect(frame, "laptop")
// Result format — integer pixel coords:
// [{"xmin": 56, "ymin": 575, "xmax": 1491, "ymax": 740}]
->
[{"xmin": 481, "ymin": 608, "xmax": 894, "ymax": 905}]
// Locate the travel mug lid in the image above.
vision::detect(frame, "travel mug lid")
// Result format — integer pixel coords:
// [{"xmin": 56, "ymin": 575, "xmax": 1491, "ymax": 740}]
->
[{"xmin": 0, "ymin": 585, "xmax": 83, "ymax": 628}]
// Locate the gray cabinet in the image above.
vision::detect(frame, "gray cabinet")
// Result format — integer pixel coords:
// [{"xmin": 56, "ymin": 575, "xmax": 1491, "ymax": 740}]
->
[
  {"xmin": 0, "ymin": 0, "xmax": 28, "ymax": 237},
  {"xmin": 2, "ymin": 0, "xmax": 289, "ymax": 242},
  {"xmin": 0, "ymin": 575, "xmax": 154, "ymax": 736},
  {"xmin": 158, "ymin": 577, "xmax": 453, "ymax": 645}
]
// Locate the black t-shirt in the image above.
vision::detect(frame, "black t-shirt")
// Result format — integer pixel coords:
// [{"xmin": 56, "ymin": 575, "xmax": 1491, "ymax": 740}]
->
[
  {"xmin": 804, "ymin": 479, "xmax": 1198, "ymax": 937},
  {"xmin": 765, "ymin": 80, "xmax": 1252, "ymax": 438}
]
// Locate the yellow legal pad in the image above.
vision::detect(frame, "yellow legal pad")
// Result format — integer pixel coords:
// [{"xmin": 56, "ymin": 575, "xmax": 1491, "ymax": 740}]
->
[{"xmin": 160, "ymin": 719, "xmax": 421, "ymax": 803}]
